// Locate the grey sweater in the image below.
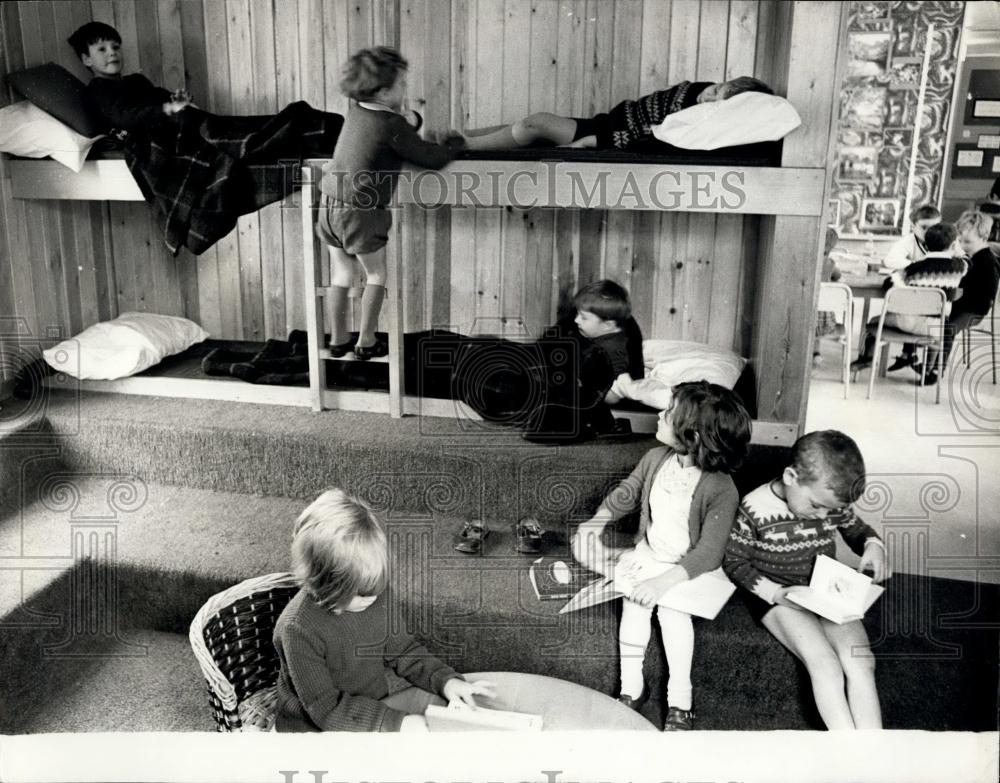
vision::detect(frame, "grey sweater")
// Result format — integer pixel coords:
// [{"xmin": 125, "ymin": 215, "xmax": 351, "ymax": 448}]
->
[{"xmin": 273, "ymin": 589, "xmax": 458, "ymax": 732}]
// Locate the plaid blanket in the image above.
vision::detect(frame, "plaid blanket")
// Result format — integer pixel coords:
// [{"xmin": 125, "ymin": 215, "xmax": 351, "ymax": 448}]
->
[{"xmin": 123, "ymin": 101, "xmax": 343, "ymax": 255}]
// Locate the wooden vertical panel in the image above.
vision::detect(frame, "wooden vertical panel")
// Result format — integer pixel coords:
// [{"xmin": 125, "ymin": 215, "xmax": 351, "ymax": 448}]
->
[
  {"xmin": 0, "ymin": 175, "xmax": 36, "ymax": 340},
  {"xmin": 204, "ymin": 0, "xmax": 233, "ymax": 113},
  {"xmin": 298, "ymin": 0, "xmax": 325, "ymax": 106},
  {"xmin": 652, "ymin": 212, "xmax": 683, "ymax": 339},
  {"xmin": 16, "ymin": 2, "xmax": 44, "ymax": 66},
  {"xmin": 450, "ymin": 0, "xmax": 472, "ymax": 129},
  {"xmin": 523, "ymin": 209, "xmax": 555, "ymax": 337},
  {"xmin": 90, "ymin": 202, "xmax": 117, "ymax": 323},
  {"xmin": 667, "ymin": 0, "xmax": 699, "ymax": 84},
  {"xmin": 237, "ymin": 212, "xmax": 265, "ymax": 340},
  {"xmin": 322, "ymin": 0, "xmax": 349, "ymax": 115},
  {"xmin": 108, "ymin": 204, "xmax": 137, "ymax": 315},
  {"xmin": 176, "ymin": 249, "xmax": 201, "ymax": 325},
  {"xmin": 196, "ymin": 250, "xmax": 223, "ymax": 336},
  {"xmin": 581, "ymin": 0, "xmax": 613, "ymax": 117},
  {"xmin": 638, "ymin": 0, "xmax": 670, "ymax": 95},
  {"xmin": 553, "ymin": 208, "xmax": 579, "ymax": 320},
  {"xmin": 449, "ymin": 207, "xmax": 477, "ymax": 333},
  {"xmin": 629, "ymin": 210, "xmax": 659, "ymax": 335},
  {"xmin": 528, "ymin": 0, "xmax": 558, "ymax": 114},
  {"xmin": 427, "ymin": 207, "xmax": 452, "ymax": 329},
  {"xmin": 754, "ymin": 0, "xmax": 789, "ymax": 95},
  {"xmin": 134, "ymin": 210, "xmax": 158, "ymax": 314},
  {"xmin": 681, "ymin": 211, "xmax": 715, "ymax": 343},
  {"xmin": 250, "ymin": 0, "xmax": 278, "ymax": 112},
  {"xmin": 401, "ymin": 0, "xmax": 427, "ymax": 116},
  {"xmin": 156, "ymin": 0, "xmax": 187, "ymax": 92},
  {"xmin": 258, "ymin": 202, "xmax": 285, "ymax": 339},
  {"xmin": 227, "ymin": 0, "xmax": 256, "ymax": 114},
  {"xmin": 554, "ymin": 0, "xmax": 586, "ymax": 118},
  {"xmin": 706, "ymin": 215, "xmax": 744, "ymax": 351},
  {"xmin": 501, "ymin": 208, "xmax": 527, "ymax": 335},
  {"xmin": 134, "ymin": 0, "xmax": 164, "ymax": 83},
  {"xmin": 577, "ymin": 210, "xmax": 604, "ymax": 286},
  {"xmin": 696, "ymin": 0, "xmax": 728, "ymax": 81},
  {"xmin": 151, "ymin": 221, "xmax": 184, "ymax": 318},
  {"xmin": 112, "ymin": 0, "xmax": 142, "ymax": 77},
  {"xmin": 33, "ymin": 2, "xmax": 60, "ymax": 64},
  {"xmin": 55, "ymin": 208, "xmax": 83, "ymax": 337},
  {"xmin": 735, "ymin": 214, "xmax": 759, "ymax": 355},
  {"xmin": 51, "ymin": 1, "xmax": 92, "ymax": 78},
  {"xmin": 274, "ymin": 0, "xmax": 302, "ymax": 335},
  {"xmin": 474, "ymin": 0, "xmax": 503, "ymax": 125},
  {"xmin": 725, "ymin": 0, "xmax": 758, "ymax": 79},
  {"xmin": 90, "ymin": 1, "xmax": 116, "ymax": 27},
  {"xmin": 473, "ymin": 209, "xmax": 502, "ymax": 332},
  {"xmin": 348, "ymin": 0, "xmax": 373, "ymax": 51},
  {"xmin": 180, "ymin": 0, "xmax": 210, "ymax": 106}
]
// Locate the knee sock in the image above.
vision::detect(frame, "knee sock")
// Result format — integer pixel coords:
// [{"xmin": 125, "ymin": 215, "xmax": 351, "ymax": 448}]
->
[
  {"xmin": 657, "ymin": 607, "xmax": 695, "ymax": 710},
  {"xmin": 619, "ymin": 600, "xmax": 653, "ymax": 698},
  {"xmin": 328, "ymin": 285, "xmax": 350, "ymax": 346},
  {"xmin": 358, "ymin": 284, "xmax": 386, "ymax": 347}
]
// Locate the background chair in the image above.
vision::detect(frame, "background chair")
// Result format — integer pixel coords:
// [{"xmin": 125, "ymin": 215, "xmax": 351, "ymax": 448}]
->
[
  {"xmin": 817, "ymin": 282, "xmax": 854, "ymax": 399},
  {"xmin": 865, "ymin": 286, "xmax": 947, "ymax": 403},
  {"xmin": 189, "ymin": 572, "xmax": 299, "ymax": 731},
  {"xmin": 961, "ymin": 288, "xmax": 998, "ymax": 384}
]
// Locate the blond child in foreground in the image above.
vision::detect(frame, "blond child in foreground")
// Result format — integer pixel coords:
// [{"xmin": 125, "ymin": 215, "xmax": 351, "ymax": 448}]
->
[{"xmin": 273, "ymin": 489, "xmax": 493, "ymax": 731}]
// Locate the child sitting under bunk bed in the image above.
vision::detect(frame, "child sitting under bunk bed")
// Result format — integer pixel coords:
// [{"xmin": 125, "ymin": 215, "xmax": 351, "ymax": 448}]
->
[
  {"xmin": 446, "ymin": 76, "xmax": 773, "ymax": 151},
  {"xmin": 69, "ymin": 22, "xmax": 344, "ymax": 255}
]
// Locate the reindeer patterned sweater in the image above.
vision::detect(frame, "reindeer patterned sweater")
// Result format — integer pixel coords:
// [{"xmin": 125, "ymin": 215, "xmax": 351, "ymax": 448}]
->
[{"xmin": 723, "ymin": 481, "xmax": 883, "ymax": 605}]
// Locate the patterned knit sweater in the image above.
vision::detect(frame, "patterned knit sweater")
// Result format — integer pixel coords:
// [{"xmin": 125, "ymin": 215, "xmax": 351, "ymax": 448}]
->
[
  {"xmin": 605, "ymin": 81, "xmax": 710, "ymax": 149},
  {"xmin": 273, "ymin": 589, "xmax": 458, "ymax": 732},
  {"xmin": 723, "ymin": 481, "xmax": 882, "ymax": 605},
  {"xmin": 896, "ymin": 251, "xmax": 968, "ymax": 299}
]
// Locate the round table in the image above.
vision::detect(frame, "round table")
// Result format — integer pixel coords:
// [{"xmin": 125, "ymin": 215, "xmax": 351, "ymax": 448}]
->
[{"xmin": 382, "ymin": 671, "xmax": 656, "ymax": 730}]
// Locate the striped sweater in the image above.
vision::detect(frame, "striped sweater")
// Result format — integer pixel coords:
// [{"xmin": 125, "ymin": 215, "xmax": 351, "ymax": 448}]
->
[{"xmin": 723, "ymin": 481, "xmax": 882, "ymax": 605}]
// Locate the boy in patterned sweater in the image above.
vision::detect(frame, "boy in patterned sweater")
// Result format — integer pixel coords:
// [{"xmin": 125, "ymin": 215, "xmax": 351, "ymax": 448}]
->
[{"xmin": 724, "ymin": 430, "xmax": 889, "ymax": 730}]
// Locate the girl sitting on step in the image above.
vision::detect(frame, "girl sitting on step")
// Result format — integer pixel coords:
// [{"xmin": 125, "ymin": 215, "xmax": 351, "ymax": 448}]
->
[
  {"xmin": 570, "ymin": 382, "xmax": 751, "ymax": 731},
  {"xmin": 273, "ymin": 489, "xmax": 494, "ymax": 731}
]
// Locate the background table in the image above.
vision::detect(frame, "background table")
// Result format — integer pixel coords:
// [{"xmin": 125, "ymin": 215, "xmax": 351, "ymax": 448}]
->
[
  {"xmin": 841, "ymin": 271, "xmax": 890, "ymax": 332},
  {"xmin": 382, "ymin": 671, "xmax": 656, "ymax": 730}
]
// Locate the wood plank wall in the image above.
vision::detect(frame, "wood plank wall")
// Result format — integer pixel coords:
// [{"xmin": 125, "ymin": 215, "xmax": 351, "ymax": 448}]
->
[{"xmin": 2, "ymin": 0, "xmax": 792, "ymax": 385}]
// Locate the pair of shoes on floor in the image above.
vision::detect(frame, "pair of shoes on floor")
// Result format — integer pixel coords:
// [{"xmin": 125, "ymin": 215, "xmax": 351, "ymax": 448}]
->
[
  {"xmin": 887, "ymin": 353, "xmax": 917, "ymax": 372},
  {"xmin": 454, "ymin": 521, "xmax": 489, "ymax": 554},
  {"xmin": 514, "ymin": 518, "xmax": 544, "ymax": 554},
  {"xmin": 662, "ymin": 706, "xmax": 695, "ymax": 731}
]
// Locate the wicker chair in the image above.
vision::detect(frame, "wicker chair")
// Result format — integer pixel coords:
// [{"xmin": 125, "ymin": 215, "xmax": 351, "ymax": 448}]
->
[{"xmin": 189, "ymin": 572, "xmax": 300, "ymax": 731}]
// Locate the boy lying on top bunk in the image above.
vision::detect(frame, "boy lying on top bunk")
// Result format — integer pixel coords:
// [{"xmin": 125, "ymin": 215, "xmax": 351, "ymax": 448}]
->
[
  {"xmin": 68, "ymin": 22, "xmax": 344, "ymax": 256},
  {"xmin": 445, "ymin": 76, "xmax": 775, "ymax": 152}
]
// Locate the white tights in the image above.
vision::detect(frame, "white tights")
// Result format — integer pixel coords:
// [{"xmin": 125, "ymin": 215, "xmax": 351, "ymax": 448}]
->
[{"xmin": 619, "ymin": 599, "xmax": 694, "ymax": 710}]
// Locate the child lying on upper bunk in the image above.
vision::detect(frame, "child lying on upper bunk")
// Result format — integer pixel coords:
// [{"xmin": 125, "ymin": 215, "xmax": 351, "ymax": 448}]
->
[
  {"xmin": 68, "ymin": 22, "xmax": 344, "ymax": 255},
  {"xmin": 446, "ymin": 76, "xmax": 773, "ymax": 152}
]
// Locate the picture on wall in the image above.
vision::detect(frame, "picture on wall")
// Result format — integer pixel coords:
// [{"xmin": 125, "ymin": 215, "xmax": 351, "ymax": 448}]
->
[
  {"xmin": 847, "ymin": 31, "xmax": 892, "ymax": 79},
  {"xmin": 888, "ymin": 59, "xmax": 922, "ymax": 90},
  {"xmin": 838, "ymin": 146, "xmax": 879, "ymax": 181},
  {"xmin": 859, "ymin": 198, "xmax": 901, "ymax": 230},
  {"xmin": 842, "ymin": 84, "xmax": 889, "ymax": 128}
]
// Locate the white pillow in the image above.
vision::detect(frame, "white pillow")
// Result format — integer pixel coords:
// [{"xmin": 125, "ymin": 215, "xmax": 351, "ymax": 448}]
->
[
  {"xmin": 0, "ymin": 100, "xmax": 102, "ymax": 172},
  {"xmin": 652, "ymin": 91, "xmax": 801, "ymax": 150},
  {"xmin": 43, "ymin": 312, "xmax": 208, "ymax": 380},
  {"xmin": 643, "ymin": 340, "xmax": 746, "ymax": 388}
]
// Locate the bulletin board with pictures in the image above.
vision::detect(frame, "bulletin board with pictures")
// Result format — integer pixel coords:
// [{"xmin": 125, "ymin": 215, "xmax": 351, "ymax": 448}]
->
[{"xmin": 831, "ymin": 1, "xmax": 965, "ymax": 236}]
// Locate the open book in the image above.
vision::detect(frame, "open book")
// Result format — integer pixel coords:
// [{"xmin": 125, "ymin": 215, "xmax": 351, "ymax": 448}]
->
[
  {"xmin": 786, "ymin": 554, "xmax": 884, "ymax": 624},
  {"xmin": 614, "ymin": 566, "xmax": 737, "ymax": 619},
  {"xmin": 424, "ymin": 703, "xmax": 543, "ymax": 731}
]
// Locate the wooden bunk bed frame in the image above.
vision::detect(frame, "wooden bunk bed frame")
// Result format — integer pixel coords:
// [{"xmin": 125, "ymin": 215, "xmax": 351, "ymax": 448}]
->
[{"xmin": 10, "ymin": 2, "xmax": 845, "ymax": 449}]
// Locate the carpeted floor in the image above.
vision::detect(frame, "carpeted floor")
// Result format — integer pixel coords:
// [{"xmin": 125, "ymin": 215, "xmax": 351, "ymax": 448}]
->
[{"xmin": 0, "ymin": 391, "xmax": 996, "ymax": 733}]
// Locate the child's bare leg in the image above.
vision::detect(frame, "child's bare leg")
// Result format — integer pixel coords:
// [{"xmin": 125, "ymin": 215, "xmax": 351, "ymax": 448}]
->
[
  {"xmin": 328, "ymin": 246, "xmax": 356, "ymax": 347},
  {"xmin": 822, "ymin": 619, "xmax": 882, "ymax": 729},
  {"xmin": 656, "ymin": 606, "xmax": 694, "ymax": 710},
  {"xmin": 762, "ymin": 606, "xmax": 856, "ymax": 729},
  {"xmin": 618, "ymin": 599, "xmax": 653, "ymax": 698},
  {"xmin": 356, "ymin": 247, "xmax": 387, "ymax": 349},
  {"xmin": 462, "ymin": 112, "xmax": 578, "ymax": 151}
]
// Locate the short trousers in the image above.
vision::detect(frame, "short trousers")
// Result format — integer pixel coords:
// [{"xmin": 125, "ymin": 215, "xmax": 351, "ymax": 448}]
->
[
  {"xmin": 570, "ymin": 113, "xmax": 613, "ymax": 146},
  {"xmin": 316, "ymin": 197, "xmax": 392, "ymax": 255},
  {"xmin": 738, "ymin": 588, "xmax": 777, "ymax": 625}
]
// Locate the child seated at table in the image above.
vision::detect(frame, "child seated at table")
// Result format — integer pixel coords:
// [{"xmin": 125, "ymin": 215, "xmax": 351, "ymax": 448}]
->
[
  {"xmin": 446, "ymin": 76, "xmax": 772, "ymax": 151},
  {"xmin": 918, "ymin": 210, "xmax": 1000, "ymax": 385},
  {"xmin": 814, "ymin": 227, "xmax": 843, "ymax": 368},
  {"xmin": 850, "ymin": 222, "xmax": 967, "ymax": 376},
  {"xmin": 724, "ymin": 430, "xmax": 888, "ymax": 729},
  {"xmin": 571, "ymin": 382, "xmax": 752, "ymax": 730},
  {"xmin": 273, "ymin": 489, "xmax": 494, "ymax": 731},
  {"xmin": 881, "ymin": 205, "xmax": 942, "ymax": 272}
]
